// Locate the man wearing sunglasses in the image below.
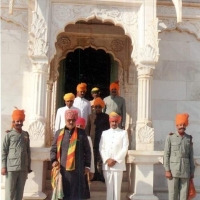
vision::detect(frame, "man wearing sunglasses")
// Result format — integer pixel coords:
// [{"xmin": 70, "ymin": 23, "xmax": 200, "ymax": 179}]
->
[
  {"xmin": 99, "ymin": 112, "xmax": 129, "ymax": 200},
  {"xmin": 55, "ymin": 93, "xmax": 81, "ymax": 133},
  {"xmin": 85, "ymin": 97, "xmax": 109, "ymax": 182}
]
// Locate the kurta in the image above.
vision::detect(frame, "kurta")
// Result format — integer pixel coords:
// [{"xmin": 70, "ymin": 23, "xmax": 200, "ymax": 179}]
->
[
  {"xmin": 103, "ymin": 95, "xmax": 126, "ymax": 127},
  {"xmin": 74, "ymin": 97, "xmax": 91, "ymax": 125},
  {"xmin": 50, "ymin": 127, "xmax": 91, "ymax": 200},
  {"xmin": 54, "ymin": 106, "xmax": 81, "ymax": 132}
]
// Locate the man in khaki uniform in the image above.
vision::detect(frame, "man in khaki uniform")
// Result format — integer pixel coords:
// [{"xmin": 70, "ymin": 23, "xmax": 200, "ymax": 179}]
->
[
  {"xmin": 164, "ymin": 113, "xmax": 195, "ymax": 200},
  {"xmin": 1, "ymin": 108, "xmax": 32, "ymax": 200}
]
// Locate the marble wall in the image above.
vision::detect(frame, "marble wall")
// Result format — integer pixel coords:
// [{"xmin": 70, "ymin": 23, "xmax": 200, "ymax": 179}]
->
[{"xmin": 153, "ymin": 30, "xmax": 200, "ymax": 195}]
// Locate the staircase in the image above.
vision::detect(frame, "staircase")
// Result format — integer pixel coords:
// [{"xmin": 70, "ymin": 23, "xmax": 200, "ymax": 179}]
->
[{"xmin": 44, "ymin": 161, "xmax": 130, "ymax": 200}]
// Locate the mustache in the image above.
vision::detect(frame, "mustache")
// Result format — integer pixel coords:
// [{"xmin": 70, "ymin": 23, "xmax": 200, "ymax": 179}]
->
[{"xmin": 179, "ymin": 127, "xmax": 185, "ymax": 130}]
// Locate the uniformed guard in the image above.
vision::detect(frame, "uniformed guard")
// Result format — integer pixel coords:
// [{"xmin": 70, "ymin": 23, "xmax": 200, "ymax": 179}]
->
[
  {"xmin": 1, "ymin": 108, "xmax": 32, "ymax": 200},
  {"xmin": 163, "ymin": 113, "xmax": 195, "ymax": 200}
]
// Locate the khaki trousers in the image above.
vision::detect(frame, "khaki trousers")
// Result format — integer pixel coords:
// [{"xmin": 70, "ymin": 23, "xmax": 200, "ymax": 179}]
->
[
  {"xmin": 5, "ymin": 171, "xmax": 28, "ymax": 200},
  {"xmin": 168, "ymin": 177, "xmax": 189, "ymax": 200}
]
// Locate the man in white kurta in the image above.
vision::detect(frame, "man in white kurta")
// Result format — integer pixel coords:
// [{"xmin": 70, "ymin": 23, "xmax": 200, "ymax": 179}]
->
[
  {"xmin": 73, "ymin": 83, "xmax": 91, "ymax": 125},
  {"xmin": 54, "ymin": 93, "xmax": 81, "ymax": 132},
  {"xmin": 99, "ymin": 112, "xmax": 129, "ymax": 200}
]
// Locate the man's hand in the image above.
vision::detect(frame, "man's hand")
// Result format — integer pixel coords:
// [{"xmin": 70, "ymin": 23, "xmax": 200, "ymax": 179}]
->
[
  {"xmin": 52, "ymin": 161, "xmax": 59, "ymax": 168},
  {"xmin": 89, "ymin": 172, "xmax": 94, "ymax": 180},
  {"xmin": 191, "ymin": 174, "xmax": 194, "ymax": 179},
  {"xmin": 106, "ymin": 159, "xmax": 117, "ymax": 167},
  {"xmin": 1, "ymin": 168, "xmax": 7, "ymax": 175},
  {"xmin": 84, "ymin": 167, "xmax": 90, "ymax": 175},
  {"xmin": 165, "ymin": 171, "xmax": 172, "ymax": 179}
]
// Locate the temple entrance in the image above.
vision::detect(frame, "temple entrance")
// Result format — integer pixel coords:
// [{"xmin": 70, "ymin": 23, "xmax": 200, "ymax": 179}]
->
[{"xmin": 56, "ymin": 47, "xmax": 119, "ymax": 108}]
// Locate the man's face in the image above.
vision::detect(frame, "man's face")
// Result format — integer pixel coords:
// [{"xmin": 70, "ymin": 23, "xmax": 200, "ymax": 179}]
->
[
  {"xmin": 92, "ymin": 92, "xmax": 99, "ymax": 99},
  {"xmin": 65, "ymin": 100, "xmax": 74, "ymax": 108},
  {"xmin": 65, "ymin": 118, "xmax": 76, "ymax": 130},
  {"xmin": 12, "ymin": 120, "xmax": 23, "ymax": 131},
  {"xmin": 176, "ymin": 123, "xmax": 186, "ymax": 135},
  {"xmin": 110, "ymin": 119, "xmax": 119, "ymax": 129},
  {"xmin": 76, "ymin": 124, "xmax": 84, "ymax": 129},
  {"xmin": 77, "ymin": 90, "xmax": 86, "ymax": 98},
  {"xmin": 110, "ymin": 89, "xmax": 117, "ymax": 96},
  {"xmin": 94, "ymin": 104, "xmax": 102, "ymax": 114}
]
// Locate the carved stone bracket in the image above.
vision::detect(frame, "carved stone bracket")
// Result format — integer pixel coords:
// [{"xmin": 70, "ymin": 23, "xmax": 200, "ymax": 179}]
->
[
  {"xmin": 138, "ymin": 125, "xmax": 154, "ymax": 144},
  {"xmin": 137, "ymin": 64, "xmax": 155, "ymax": 77},
  {"xmin": 29, "ymin": 12, "xmax": 48, "ymax": 57},
  {"xmin": 0, "ymin": 7, "xmax": 28, "ymax": 31}
]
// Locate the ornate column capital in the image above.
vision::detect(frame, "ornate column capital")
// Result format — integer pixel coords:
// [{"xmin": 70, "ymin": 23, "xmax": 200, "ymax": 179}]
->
[{"xmin": 137, "ymin": 62, "xmax": 155, "ymax": 77}]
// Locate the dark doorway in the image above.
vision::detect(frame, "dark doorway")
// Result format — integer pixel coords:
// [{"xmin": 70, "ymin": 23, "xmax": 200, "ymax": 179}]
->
[{"xmin": 56, "ymin": 47, "xmax": 112, "ymax": 108}]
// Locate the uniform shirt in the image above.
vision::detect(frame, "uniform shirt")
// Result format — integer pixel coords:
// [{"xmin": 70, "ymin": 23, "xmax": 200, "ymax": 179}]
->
[
  {"xmin": 1, "ymin": 129, "xmax": 31, "ymax": 172},
  {"xmin": 164, "ymin": 132, "xmax": 195, "ymax": 178},
  {"xmin": 103, "ymin": 95, "xmax": 126, "ymax": 127},
  {"xmin": 73, "ymin": 97, "xmax": 91, "ymax": 125},
  {"xmin": 99, "ymin": 127, "xmax": 129, "ymax": 171},
  {"xmin": 54, "ymin": 105, "xmax": 81, "ymax": 132}
]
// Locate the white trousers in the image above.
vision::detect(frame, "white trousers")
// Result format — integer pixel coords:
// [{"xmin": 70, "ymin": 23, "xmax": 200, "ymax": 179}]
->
[{"xmin": 103, "ymin": 170, "xmax": 123, "ymax": 200}]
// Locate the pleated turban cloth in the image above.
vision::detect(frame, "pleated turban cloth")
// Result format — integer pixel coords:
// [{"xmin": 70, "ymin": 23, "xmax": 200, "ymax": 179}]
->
[
  {"xmin": 77, "ymin": 83, "xmax": 87, "ymax": 92},
  {"xmin": 63, "ymin": 93, "xmax": 75, "ymax": 101},
  {"xmin": 93, "ymin": 97, "xmax": 105, "ymax": 108},
  {"xmin": 76, "ymin": 117, "xmax": 86, "ymax": 129},
  {"xmin": 12, "ymin": 109, "xmax": 25, "ymax": 121},
  {"xmin": 109, "ymin": 81, "xmax": 119, "ymax": 91},
  {"xmin": 65, "ymin": 110, "xmax": 78, "ymax": 120},
  {"xmin": 175, "ymin": 113, "xmax": 189, "ymax": 126},
  {"xmin": 109, "ymin": 111, "xmax": 121, "ymax": 123}
]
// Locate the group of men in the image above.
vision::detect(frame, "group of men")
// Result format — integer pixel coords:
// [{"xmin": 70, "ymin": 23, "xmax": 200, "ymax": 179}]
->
[{"xmin": 1, "ymin": 81, "xmax": 196, "ymax": 200}]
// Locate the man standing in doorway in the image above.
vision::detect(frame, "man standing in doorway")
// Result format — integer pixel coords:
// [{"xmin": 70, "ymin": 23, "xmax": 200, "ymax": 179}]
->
[
  {"xmin": 55, "ymin": 93, "xmax": 81, "ymax": 132},
  {"xmin": 99, "ymin": 112, "xmax": 129, "ymax": 200},
  {"xmin": 74, "ymin": 83, "xmax": 91, "ymax": 125},
  {"xmin": 164, "ymin": 113, "xmax": 195, "ymax": 200},
  {"xmin": 1, "ymin": 108, "xmax": 32, "ymax": 200},
  {"xmin": 103, "ymin": 81, "xmax": 126, "ymax": 129}
]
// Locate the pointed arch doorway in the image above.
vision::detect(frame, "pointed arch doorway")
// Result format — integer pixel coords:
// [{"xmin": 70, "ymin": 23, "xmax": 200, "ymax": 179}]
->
[{"xmin": 56, "ymin": 47, "xmax": 119, "ymax": 109}]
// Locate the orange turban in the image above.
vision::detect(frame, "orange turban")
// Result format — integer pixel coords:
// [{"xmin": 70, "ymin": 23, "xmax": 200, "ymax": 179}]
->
[
  {"xmin": 76, "ymin": 117, "xmax": 86, "ymax": 129},
  {"xmin": 77, "ymin": 83, "xmax": 87, "ymax": 92},
  {"xmin": 65, "ymin": 110, "xmax": 78, "ymax": 120},
  {"xmin": 94, "ymin": 97, "xmax": 105, "ymax": 108},
  {"xmin": 12, "ymin": 109, "xmax": 25, "ymax": 121},
  {"xmin": 175, "ymin": 113, "xmax": 189, "ymax": 126},
  {"xmin": 63, "ymin": 93, "xmax": 75, "ymax": 101},
  {"xmin": 109, "ymin": 112, "xmax": 121, "ymax": 123},
  {"xmin": 110, "ymin": 81, "xmax": 119, "ymax": 91}
]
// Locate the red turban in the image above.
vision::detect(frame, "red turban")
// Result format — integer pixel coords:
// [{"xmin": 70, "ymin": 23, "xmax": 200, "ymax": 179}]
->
[
  {"xmin": 176, "ymin": 113, "xmax": 189, "ymax": 126},
  {"xmin": 77, "ymin": 83, "xmax": 87, "ymax": 92},
  {"xmin": 110, "ymin": 81, "xmax": 119, "ymax": 91},
  {"xmin": 12, "ymin": 109, "xmax": 25, "ymax": 121},
  {"xmin": 94, "ymin": 97, "xmax": 105, "ymax": 108},
  {"xmin": 76, "ymin": 117, "xmax": 86, "ymax": 129},
  {"xmin": 65, "ymin": 110, "xmax": 78, "ymax": 120},
  {"xmin": 63, "ymin": 93, "xmax": 75, "ymax": 101},
  {"xmin": 109, "ymin": 112, "xmax": 121, "ymax": 123}
]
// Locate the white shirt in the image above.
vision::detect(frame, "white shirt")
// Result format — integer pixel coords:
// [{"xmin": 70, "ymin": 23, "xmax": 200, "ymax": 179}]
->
[
  {"xmin": 54, "ymin": 106, "xmax": 81, "ymax": 133},
  {"xmin": 73, "ymin": 97, "xmax": 91, "ymax": 124}
]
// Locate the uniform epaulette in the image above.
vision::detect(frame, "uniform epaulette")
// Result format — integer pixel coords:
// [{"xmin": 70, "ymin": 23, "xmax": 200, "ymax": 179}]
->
[
  {"xmin": 169, "ymin": 133, "xmax": 174, "ymax": 135},
  {"xmin": 5, "ymin": 130, "xmax": 12, "ymax": 133}
]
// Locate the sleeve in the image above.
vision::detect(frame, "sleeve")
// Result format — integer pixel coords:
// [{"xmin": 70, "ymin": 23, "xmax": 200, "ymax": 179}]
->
[
  {"xmin": 103, "ymin": 98, "xmax": 106, "ymax": 113},
  {"xmin": 1, "ymin": 133, "xmax": 10, "ymax": 168},
  {"xmin": 26, "ymin": 132, "xmax": 31, "ymax": 170},
  {"xmin": 122, "ymin": 98, "xmax": 126, "ymax": 127},
  {"xmin": 50, "ymin": 131, "xmax": 59, "ymax": 164},
  {"xmin": 113, "ymin": 131, "xmax": 129, "ymax": 163},
  {"xmin": 54, "ymin": 109, "xmax": 61, "ymax": 133},
  {"xmin": 163, "ymin": 135, "xmax": 171, "ymax": 171},
  {"xmin": 82, "ymin": 130, "xmax": 91, "ymax": 168},
  {"xmin": 99, "ymin": 131, "xmax": 109, "ymax": 163},
  {"xmin": 87, "ymin": 136, "xmax": 95, "ymax": 173},
  {"xmin": 189, "ymin": 136, "xmax": 195, "ymax": 175},
  {"xmin": 85, "ymin": 115, "xmax": 91, "ymax": 136},
  {"xmin": 88, "ymin": 102, "xmax": 91, "ymax": 115},
  {"xmin": 105, "ymin": 114, "xmax": 110, "ymax": 130}
]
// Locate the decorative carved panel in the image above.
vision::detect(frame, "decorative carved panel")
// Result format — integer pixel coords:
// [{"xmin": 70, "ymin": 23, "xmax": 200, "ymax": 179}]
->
[
  {"xmin": 138, "ymin": 125, "xmax": 154, "ymax": 144},
  {"xmin": 28, "ymin": 120, "xmax": 45, "ymax": 141}
]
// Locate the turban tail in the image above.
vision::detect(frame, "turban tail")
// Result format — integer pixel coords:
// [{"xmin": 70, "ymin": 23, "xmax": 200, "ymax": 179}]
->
[
  {"xmin": 65, "ymin": 110, "xmax": 78, "ymax": 120},
  {"xmin": 109, "ymin": 111, "xmax": 121, "ymax": 123},
  {"xmin": 77, "ymin": 83, "xmax": 87, "ymax": 92},
  {"xmin": 63, "ymin": 93, "xmax": 75, "ymax": 101},
  {"xmin": 12, "ymin": 109, "xmax": 25, "ymax": 121},
  {"xmin": 93, "ymin": 97, "xmax": 105, "ymax": 108},
  {"xmin": 176, "ymin": 113, "xmax": 189, "ymax": 126},
  {"xmin": 76, "ymin": 117, "xmax": 86, "ymax": 129}
]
